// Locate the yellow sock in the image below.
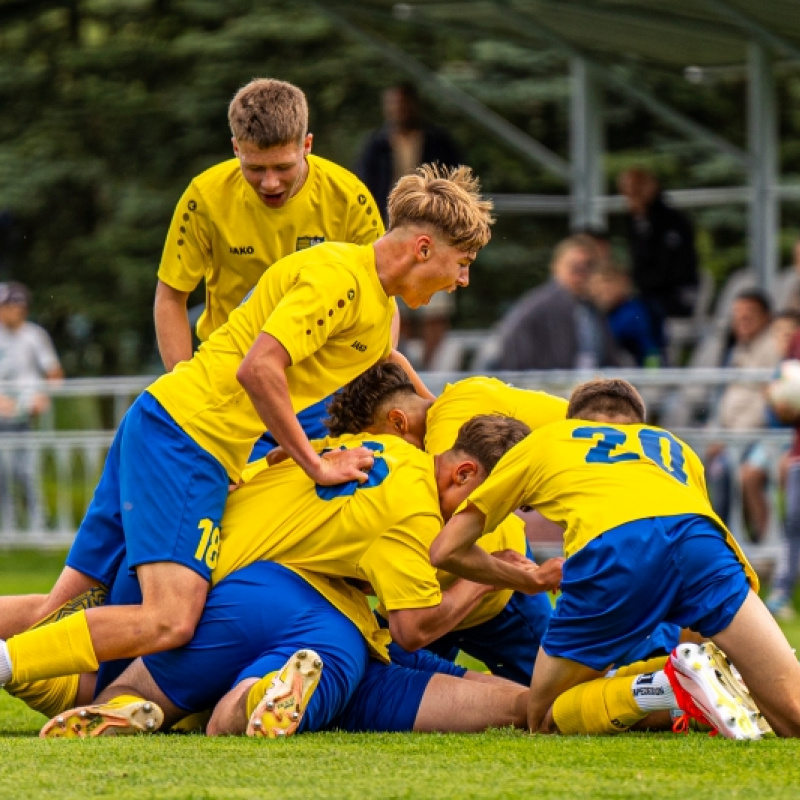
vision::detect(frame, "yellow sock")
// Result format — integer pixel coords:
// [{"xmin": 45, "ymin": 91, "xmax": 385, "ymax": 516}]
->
[
  {"xmin": 613, "ymin": 655, "xmax": 668, "ymax": 677},
  {"xmin": 7, "ymin": 610, "xmax": 99, "ymax": 683},
  {"xmin": 246, "ymin": 673, "xmax": 276, "ymax": 719},
  {"xmin": 553, "ymin": 676, "xmax": 645, "ymax": 735},
  {"xmin": 4, "ymin": 674, "xmax": 80, "ymax": 718}
]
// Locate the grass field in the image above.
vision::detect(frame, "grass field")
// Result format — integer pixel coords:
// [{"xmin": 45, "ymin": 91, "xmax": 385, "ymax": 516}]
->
[{"xmin": 2, "ymin": 550, "xmax": 800, "ymax": 800}]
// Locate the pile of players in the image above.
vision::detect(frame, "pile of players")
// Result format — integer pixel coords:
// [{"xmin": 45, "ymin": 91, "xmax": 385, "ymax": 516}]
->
[{"xmin": 1, "ymin": 78, "xmax": 799, "ymax": 742}]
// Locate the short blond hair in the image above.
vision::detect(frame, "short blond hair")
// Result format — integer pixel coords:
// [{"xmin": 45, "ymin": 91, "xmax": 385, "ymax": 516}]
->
[
  {"xmin": 550, "ymin": 234, "xmax": 598, "ymax": 273},
  {"xmin": 387, "ymin": 164, "xmax": 494, "ymax": 252},
  {"xmin": 228, "ymin": 78, "xmax": 308, "ymax": 148}
]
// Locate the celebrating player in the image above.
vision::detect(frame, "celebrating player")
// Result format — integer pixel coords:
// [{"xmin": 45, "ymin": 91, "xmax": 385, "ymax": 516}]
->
[
  {"xmin": 431, "ymin": 378, "xmax": 800, "ymax": 737},
  {"xmin": 0, "ymin": 163, "xmax": 494, "ymax": 695}
]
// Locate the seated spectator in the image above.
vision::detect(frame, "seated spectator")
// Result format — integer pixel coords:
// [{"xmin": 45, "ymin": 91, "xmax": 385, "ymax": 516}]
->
[
  {"xmin": 0, "ymin": 282, "xmax": 64, "ymax": 531},
  {"xmin": 705, "ymin": 289, "xmax": 781, "ymax": 530},
  {"xmin": 492, "ymin": 234, "xmax": 620, "ymax": 370},
  {"xmin": 738, "ymin": 310, "xmax": 800, "ymax": 544},
  {"xmin": 590, "ymin": 262, "xmax": 662, "ymax": 367}
]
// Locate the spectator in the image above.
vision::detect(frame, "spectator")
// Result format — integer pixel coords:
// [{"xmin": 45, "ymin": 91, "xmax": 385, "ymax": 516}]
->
[
  {"xmin": 779, "ymin": 236, "xmax": 800, "ymax": 314},
  {"xmin": 356, "ymin": 82, "xmax": 462, "ymax": 369},
  {"xmin": 590, "ymin": 261, "xmax": 661, "ymax": 366},
  {"xmin": 617, "ymin": 167, "xmax": 699, "ymax": 345},
  {"xmin": 705, "ymin": 289, "xmax": 781, "ymax": 528},
  {"xmin": 765, "ymin": 314, "xmax": 800, "ymax": 619},
  {"xmin": 737, "ymin": 310, "xmax": 800, "ymax": 545},
  {"xmin": 492, "ymin": 234, "xmax": 620, "ymax": 370},
  {"xmin": 0, "ymin": 282, "xmax": 64, "ymax": 530}
]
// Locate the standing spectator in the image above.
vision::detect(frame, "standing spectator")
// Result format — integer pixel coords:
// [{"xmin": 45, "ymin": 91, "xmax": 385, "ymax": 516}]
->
[
  {"xmin": 590, "ymin": 262, "xmax": 661, "ymax": 366},
  {"xmin": 0, "ymin": 282, "xmax": 64, "ymax": 531},
  {"xmin": 356, "ymin": 82, "xmax": 462, "ymax": 368},
  {"xmin": 617, "ymin": 167, "xmax": 699, "ymax": 344},
  {"xmin": 492, "ymin": 235, "xmax": 620, "ymax": 371},
  {"xmin": 705, "ymin": 290, "xmax": 780, "ymax": 526}
]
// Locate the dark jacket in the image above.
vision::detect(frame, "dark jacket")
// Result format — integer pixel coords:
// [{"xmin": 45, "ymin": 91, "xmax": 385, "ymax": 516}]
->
[
  {"xmin": 356, "ymin": 125, "xmax": 461, "ymax": 222},
  {"xmin": 626, "ymin": 195, "xmax": 699, "ymax": 317},
  {"xmin": 493, "ymin": 281, "xmax": 620, "ymax": 370}
]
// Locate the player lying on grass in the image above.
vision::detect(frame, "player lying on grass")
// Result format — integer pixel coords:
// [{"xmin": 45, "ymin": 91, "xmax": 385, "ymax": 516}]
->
[
  {"xmin": 431, "ymin": 377, "xmax": 800, "ymax": 738},
  {"xmin": 33, "ymin": 414, "xmax": 562, "ymax": 737},
  {"xmin": 324, "ymin": 363, "xmax": 682, "ymax": 684},
  {"xmin": 0, "ymin": 164, "xmax": 493, "ymax": 695}
]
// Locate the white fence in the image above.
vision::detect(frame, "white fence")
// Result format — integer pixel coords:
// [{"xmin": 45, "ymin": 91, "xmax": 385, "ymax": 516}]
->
[{"xmin": 0, "ymin": 369, "xmax": 790, "ymax": 576}]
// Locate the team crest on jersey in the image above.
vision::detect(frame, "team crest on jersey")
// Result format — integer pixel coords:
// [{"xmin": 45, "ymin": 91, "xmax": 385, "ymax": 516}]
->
[{"xmin": 296, "ymin": 236, "xmax": 325, "ymax": 250}]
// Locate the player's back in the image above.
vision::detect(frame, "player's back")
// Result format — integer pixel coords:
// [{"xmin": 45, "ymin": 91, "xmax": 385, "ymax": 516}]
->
[
  {"xmin": 212, "ymin": 431, "xmax": 442, "ymax": 586},
  {"xmin": 472, "ymin": 418, "xmax": 732, "ymax": 559}
]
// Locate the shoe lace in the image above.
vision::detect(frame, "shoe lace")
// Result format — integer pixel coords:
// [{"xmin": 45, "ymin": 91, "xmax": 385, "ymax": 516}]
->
[{"xmin": 664, "ymin": 658, "xmax": 719, "ymax": 737}]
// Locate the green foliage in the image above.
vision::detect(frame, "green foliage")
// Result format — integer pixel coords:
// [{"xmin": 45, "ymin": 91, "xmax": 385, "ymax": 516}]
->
[{"xmin": 2, "ymin": 1, "xmax": 800, "ymax": 371}]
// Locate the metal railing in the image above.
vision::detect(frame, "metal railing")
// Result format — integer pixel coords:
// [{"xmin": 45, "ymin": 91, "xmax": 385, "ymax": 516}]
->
[{"xmin": 0, "ymin": 370, "xmax": 790, "ymax": 577}]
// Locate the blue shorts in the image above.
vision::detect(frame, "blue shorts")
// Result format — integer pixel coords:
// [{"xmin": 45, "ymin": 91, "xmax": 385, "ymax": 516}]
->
[
  {"xmin": 142, "ymin": 562, "xmax": 367, "ymax": 731},
  {"xmin": 66, "ymin": 392, "xmax": 229, "ymax": 585},
  {"xmin": 249, "ymin": 395, "xmax": 334, "ymax": 462},
  {"xmin": 329, "ymin": 646, "xmax": 464, "ymax": 733},
  {"xmin": 543, "ymin": 514, "xmax": 751, "ymax": 671}
]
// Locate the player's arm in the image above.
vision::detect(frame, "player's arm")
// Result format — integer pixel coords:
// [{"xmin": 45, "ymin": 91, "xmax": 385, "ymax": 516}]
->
[
  {"xmin": 237, "ymin": 332, "xmax": 375, "ymax": 486},
  {"xmin": 387, "ymin": 577, "xmax": 494, "ymax": 652},
  {"xmin": 386, "ymin": 348, "xmax": 435, "ymax": 401},
  {"xmin": 430, "ymin": 503, "xmax": 563, "ymax": 594},
  {"xmin": 154, "ymin": 281, "xmax": 193, "ymax": 371}
]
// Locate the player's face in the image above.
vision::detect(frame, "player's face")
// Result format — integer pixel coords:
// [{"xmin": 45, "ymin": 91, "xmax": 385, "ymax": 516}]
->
[
  {"xmin": 233, "ymin": 135, "xmax": 312, "ymax": 208},
  {"xmin": 403, "ymin": 241, "xmax": 474, "ymax": 310}
]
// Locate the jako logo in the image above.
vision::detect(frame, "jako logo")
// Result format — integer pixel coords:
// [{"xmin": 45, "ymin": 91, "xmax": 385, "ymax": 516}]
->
[
  {"xmin": 351, "ymin": 341, "xmax": 367, "ymax": 352},
  {"xmin": 229, "ymin": 246, "xmax": 255, "ymax": 255}
]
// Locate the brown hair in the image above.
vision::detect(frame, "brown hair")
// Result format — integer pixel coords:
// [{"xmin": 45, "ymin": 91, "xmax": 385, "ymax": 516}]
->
[
  {"xmin": 387, "ymin": 164, "xmax": 494, "ymax": 252},
  {"xmin": 452, "ymin": 414, "xmax": 531, "ymax": 474},
  {"xmin": 567, "ymin": 379, "xmax": 646, "ymax": 423},
  {"xmin": 326, "ymin": 363, "xmax": 417, "ymax": 436},
  {"xmin": 228, "ymin": 78, "xmax": 308, "ymax": 148},
  {"xmin": 550, "ymin": 234, "xmax": 598, "ymax": 273}
]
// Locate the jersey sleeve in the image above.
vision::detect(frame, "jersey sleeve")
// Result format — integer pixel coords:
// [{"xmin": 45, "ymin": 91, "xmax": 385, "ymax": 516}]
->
[
  {"xmin": 261, "ymin": 264, "xmax": 355, "ymax": 365},
  {"xmin": 157, "ymin": 181, "xmax": 212, "ymax": 293},
  {"xmin": 359, "ymin": 513, "xmax": 443, "ymax": 611},
  {"xmin": 468, "ymin": 438, "xmax": 538, "ymax": 534},
  {"xmin": 346, "ymin": 184, "xmax": 385, "ymax": 245}
]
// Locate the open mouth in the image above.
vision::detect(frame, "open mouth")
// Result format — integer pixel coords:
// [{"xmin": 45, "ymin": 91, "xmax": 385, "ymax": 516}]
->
[{"xmin": 259, "ymin": 192, "xmax": 286, "ymax": 206}]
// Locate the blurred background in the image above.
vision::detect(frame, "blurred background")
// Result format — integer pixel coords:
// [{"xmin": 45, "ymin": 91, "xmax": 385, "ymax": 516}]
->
[{"xmin": 5, "ymin": 0, "xmax": 800, "ymax": 618}]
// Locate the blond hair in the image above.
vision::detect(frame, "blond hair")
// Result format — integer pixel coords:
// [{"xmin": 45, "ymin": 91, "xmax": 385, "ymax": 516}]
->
[
  {"xmin": 387, "ymin": 164, "xmax": 494, "ymax": 252},
  {"xmin": 228, "ymin": 78, "xmax": 308, "ymax": 148},
  {"xmin": 550, "ymin": 234, "xmax": 598, "ymax": 273}
]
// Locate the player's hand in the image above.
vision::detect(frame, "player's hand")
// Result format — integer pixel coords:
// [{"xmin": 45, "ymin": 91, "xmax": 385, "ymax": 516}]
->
[
  {"xmin": 314, "ymin": 446, "xmax": 375, "ymax": 486},
  {"xmin": 521, "ymin": 557, "xmax": 564, "ymax": 594}
]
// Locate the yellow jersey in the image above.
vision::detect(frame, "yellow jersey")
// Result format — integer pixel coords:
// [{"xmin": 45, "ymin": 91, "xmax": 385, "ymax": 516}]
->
[
  {"xmin": 468, "ymin": 419, "xmax": 758, "ymax": 589},
  {"xmin": 158, "ymin": 155, "xmax": 384, "ymax": 341},
  {"xmin": 424, "ymin": 377, "xmax": 568, "ymax": 629},
  {"xmin": 148, "ymin": 242, "xmax": 395, "ymax": 480},
  {"xmin": 212, "ymin": 432, "xmax": 445, "ymax": 661}
]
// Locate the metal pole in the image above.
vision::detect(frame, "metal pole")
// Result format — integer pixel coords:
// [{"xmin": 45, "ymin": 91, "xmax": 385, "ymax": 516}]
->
[
  {"xmin": 747, "ymin": 42, "xmax": 779, "ymax": 291},
  {"xmin": 569, "ymin": 56, "xmax": 605, "ymax": 229}
]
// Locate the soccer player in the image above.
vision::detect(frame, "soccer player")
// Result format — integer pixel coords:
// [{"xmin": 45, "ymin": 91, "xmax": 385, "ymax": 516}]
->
[
  {"xmin": 37, "ymin": 414, "xmax": 557, "ymax": 737},
  {"xmin": 325, "ymin": 363, "xmax": 680, "ymax": 684},
  {"xmin": 155, "ymin": 77, "xmax": 384, "ymax": 371},
  {"xmin": 430, "ymin": 378, "xmax": 800, "ymax": 737},
  {"xmin": 0, "ymin": 163, "xmax": 494, "ymax": 694}
]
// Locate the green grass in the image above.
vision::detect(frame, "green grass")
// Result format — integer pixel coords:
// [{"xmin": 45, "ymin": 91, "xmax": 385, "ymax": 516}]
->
[{"xmin": 2, "ymin": 550, "xmax": 800, "ymax": 799}]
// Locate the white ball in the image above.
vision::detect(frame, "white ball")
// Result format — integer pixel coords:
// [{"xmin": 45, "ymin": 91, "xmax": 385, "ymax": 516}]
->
[{"xmin": 768, "ymin": 359, "xmax": 800, "ymax": 413}]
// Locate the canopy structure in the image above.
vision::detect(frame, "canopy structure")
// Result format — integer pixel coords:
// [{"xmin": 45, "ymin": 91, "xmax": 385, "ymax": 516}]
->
[{"xmin": 322, "ymin": 0, "xmax": 800, "ymax": 290}]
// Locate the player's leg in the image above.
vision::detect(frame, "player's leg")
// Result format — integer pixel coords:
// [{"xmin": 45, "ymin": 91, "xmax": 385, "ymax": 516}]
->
[{"xmin": 1, "ymin": 394, "xmax": 228, "ymax": 687}]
